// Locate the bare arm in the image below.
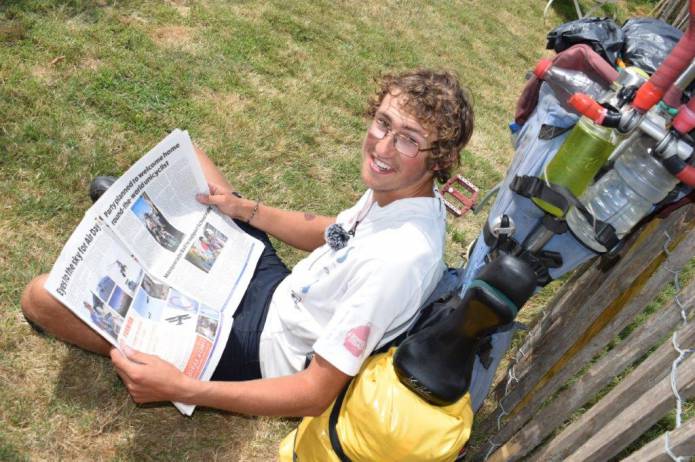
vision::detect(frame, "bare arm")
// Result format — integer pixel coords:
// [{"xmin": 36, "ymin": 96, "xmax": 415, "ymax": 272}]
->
[
  {"xmin": 111, "ymin": 347, "xmax": 350, "ymax": 417},
  {"xmin": 192, "ymin": 146, "xmax": 334, "ymax": 252},
  {"xmin": 197, "ymin": 184, "xmax": 335, "ymax": 252}
]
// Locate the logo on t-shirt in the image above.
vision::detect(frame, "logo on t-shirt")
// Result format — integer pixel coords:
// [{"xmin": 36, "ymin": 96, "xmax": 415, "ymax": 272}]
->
[{"xmin": 344, "ymin": 325, "xmax": 370, "ymax": 357}]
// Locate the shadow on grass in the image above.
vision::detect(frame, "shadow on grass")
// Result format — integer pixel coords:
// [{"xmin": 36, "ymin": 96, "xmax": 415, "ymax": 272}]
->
[{"xmin": 52, "ymin": 349, "xmax": 285, "ymax": 460}]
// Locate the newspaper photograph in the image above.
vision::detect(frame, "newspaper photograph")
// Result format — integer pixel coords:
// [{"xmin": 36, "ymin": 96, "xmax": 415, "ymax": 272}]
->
[{"xmin": 44, "ymin": 129, "xmax": 264, "ymax": 415}]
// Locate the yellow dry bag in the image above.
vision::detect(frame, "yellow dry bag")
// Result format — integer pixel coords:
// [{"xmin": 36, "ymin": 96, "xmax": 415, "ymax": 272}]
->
[{"xmin": 279, "ymin": 347, "xmax": 473, "ymax": 461}]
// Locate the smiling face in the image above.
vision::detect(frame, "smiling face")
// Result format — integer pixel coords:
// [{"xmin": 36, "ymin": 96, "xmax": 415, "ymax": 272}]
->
[{"xmin": 361, "ymin": 91, "xmax": 435, "ymax": 206}]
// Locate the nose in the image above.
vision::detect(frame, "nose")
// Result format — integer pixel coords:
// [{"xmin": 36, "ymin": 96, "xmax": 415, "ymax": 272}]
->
[{"xmin": 374, "ymin": 131, "xmax": 397, "ymax": 157}]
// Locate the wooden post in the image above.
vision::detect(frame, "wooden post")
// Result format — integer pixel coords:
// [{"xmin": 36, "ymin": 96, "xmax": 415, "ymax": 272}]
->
[
  {"xmin": 482, "ymin": 277, "xmax": 695, "ymax": 462},
  {"xmin": 487, "ymin": 259, "xmax": 603, "ymax": 404},
  {"xmin": 620, "ymin": 417, "xmax": 695, "ymax": 462},
  {"xmin": 529, "ymin": 321, "xmax": 695, "ymax": 461},
  {"xmin": 566, "ymin": 353, "xmax": 695, "ymax": 461},
  {"xmin": 473, "ymin": 206, "xmax": 695, "ymax": 445}
]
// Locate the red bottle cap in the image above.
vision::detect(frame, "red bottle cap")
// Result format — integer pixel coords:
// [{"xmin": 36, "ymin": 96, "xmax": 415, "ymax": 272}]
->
[
  {"xmin": 569, "ymin": 93, "xmax": 605, "ymax": 123},
  {"xmin": 533, "ymin": 59, "xmax": 553, "ymax": 80},
  {"xmin": 633, "ymin": 81, "xmax": 663, "ymax": 112},
  {"xmin": 673, "ymin": 105, "xmax": 695, "ymax": 135}
]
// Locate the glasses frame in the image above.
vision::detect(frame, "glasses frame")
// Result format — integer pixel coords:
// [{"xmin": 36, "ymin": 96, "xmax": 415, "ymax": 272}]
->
[{"xmin": 368, "ymin": 117, "xmax": 434, "ymax": 158}]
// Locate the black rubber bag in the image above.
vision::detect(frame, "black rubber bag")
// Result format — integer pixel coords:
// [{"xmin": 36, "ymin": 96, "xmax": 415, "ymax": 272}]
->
[
  {"xmin": 622, "ymin": 17, "xmax": 683, "ymax": 75},
  {"xmin": 546, "ymin": 17, "xmax": 624, "ymax": 65}
]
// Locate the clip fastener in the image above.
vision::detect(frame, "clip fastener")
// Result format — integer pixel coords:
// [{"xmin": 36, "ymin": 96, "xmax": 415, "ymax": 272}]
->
[{"xmin": 442, "ymin": 175, "xmax": 478, "ymax": 217}]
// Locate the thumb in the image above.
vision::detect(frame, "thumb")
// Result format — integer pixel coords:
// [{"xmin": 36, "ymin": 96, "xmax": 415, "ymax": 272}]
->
[
  {"xmin": 196, "ymin": 193, "xmax": 213, "ymax": 205},
  {"xmin": 122, "ymin": 345, "xmax": 153, "ymax": 365},
  {"xmin": 196, "ymin": 193, "xmax": 226, "ymax": 206}
]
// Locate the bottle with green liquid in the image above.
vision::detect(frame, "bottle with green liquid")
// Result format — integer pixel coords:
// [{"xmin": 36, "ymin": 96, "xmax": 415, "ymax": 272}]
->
[{"xmin": 532, "ymin": 116, "xmax": 615, "ymax": 217}]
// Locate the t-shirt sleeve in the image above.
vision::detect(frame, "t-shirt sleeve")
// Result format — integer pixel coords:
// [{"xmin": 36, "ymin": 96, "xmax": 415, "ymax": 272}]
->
[{"xmin": 312, "ymin": 258, "xmax": 420, "ymax": 376}]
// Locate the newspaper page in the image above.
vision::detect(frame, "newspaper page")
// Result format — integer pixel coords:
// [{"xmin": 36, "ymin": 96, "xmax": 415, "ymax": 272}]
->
[{"xmin": 45, "ymin": 129, "xmax": 264, "ymax": 415}]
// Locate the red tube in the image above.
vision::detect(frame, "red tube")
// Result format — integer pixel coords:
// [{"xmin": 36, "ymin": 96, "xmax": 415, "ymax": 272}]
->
[
  {"xmin": 673, "ymin": 96, "xmax": 695, "ymax": 134},
  {"xmin": 676, "ymin": 164, "xmax": 695, "ymax": 188},
  {"xmin": 633, "ymin": 1, "xmax": 695, "ymax": 112},
  {"xmin": 663, "ymin": 85, "xmax": 683, "ymax": 108}
]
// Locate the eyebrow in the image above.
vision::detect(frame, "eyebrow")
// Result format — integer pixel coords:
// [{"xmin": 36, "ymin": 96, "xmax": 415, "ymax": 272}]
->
[{"xmin": 376, "ymin": 111, "xmax": 427, "ymax": 138}]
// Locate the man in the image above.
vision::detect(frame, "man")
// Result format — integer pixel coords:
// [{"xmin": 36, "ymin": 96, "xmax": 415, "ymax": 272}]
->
[{"xmin": 20, "ymin": 69, "xmax": 474, "ymax": 417}]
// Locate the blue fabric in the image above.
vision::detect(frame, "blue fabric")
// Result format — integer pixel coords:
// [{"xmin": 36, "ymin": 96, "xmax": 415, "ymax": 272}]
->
[{"xmin": 463, "ymin": 84, "xmax": 599, "ymax": 411}]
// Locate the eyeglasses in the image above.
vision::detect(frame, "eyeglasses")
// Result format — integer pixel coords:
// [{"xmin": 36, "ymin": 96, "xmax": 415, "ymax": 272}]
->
[{"xmin": 368, "ymin": 118, "xmax": 433, "ymax": 158}]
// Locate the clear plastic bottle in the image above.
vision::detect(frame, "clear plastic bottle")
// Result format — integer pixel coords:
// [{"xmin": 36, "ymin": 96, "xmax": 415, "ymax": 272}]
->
[
  {"xmin": 534, "ymin": 59, "xmax": 609, "ymax": 112},
  {"xmin": 566, "ymin": 135, "xmax": 680, "ymax": 252},
  {"xmin": 532, "ymin": 116, "xmax": 615, "ymax": 217}
]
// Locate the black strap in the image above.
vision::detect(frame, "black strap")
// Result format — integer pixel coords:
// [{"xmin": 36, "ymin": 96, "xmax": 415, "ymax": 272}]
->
[
  {"xmin": 328, "ymin": 382, "xmax": 352, "ymax": 462},
  {"xmin": 510, "ymin": 175, "xmax": 572, "ymax": 216},
  {"xmin": 511, "ymin": 175, "xmax": 620, "ymax": 251}
]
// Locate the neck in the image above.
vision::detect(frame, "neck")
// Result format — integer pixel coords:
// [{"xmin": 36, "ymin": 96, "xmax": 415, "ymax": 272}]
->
[{"xmin": 373, "ymin": 180, "xmax": 435, "ymax": 207}]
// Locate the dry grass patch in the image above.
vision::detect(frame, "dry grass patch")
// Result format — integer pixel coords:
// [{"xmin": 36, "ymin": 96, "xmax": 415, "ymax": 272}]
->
[
  {"xmin": 167, "ymin": 0, "xmax": 191, "ymax": 18},
  {"xmin": 30, "ymin": 64, "xmax": 57, "ymax": 85},
  {"xmin": 194, "ymin": 89, "xmax": 249, "ymax": 116},
  {"xmin": 79, "ymin": 56, "xmax": 102, "ymax": 71},
  {"xmin": 149, "ymin": 25, "xmax": 197, "ymax": 52},
  {"xmin": 226, "ymin": 2, "xmax": 273, "ymax": 21}
]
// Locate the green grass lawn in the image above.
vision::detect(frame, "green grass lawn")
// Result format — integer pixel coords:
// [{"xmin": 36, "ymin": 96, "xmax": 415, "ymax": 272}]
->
[{"xmin": 0, "ymin": 0, "xmax": 658, "ymax": 460}]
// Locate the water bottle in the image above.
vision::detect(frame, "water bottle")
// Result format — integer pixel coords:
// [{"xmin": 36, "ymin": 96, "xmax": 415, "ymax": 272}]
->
[
  {"xmin": 532, "ymin": 116, "xmax": 615, "ymax": 217},
  {"xmin": 566, "ymin": 135, "xmax": 680, "ymax": 252},
  {"xmin": 534, "ymin": 59, "xmax": 609, "ymax": 112}
]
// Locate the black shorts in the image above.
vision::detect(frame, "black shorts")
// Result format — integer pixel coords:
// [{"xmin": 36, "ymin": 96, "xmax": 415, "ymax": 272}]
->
[{"xmin": 210, "ymin": 220, "xmax": 290, "ymax": 382}]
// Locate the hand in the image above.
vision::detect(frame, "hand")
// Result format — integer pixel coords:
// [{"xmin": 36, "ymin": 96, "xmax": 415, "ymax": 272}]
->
[
  {"xmin": 110, "ymin": 346, "xmax": 195, "ymax": 404},
  {"xmin": 196, "ymin": 183, "xmax": 249, "ymax": 220}
]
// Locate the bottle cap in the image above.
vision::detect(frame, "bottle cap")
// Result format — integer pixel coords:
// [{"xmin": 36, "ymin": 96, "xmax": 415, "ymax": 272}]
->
[
  {"xmin": 569, "ymin": 93, "xmax": 605, "ymax": 123},
  {"xmin": 673, "ymin": 105, "xmax": 695, "ymax": 135},
  {"xmin": 633, "ymin": 81, "xmax": 663, "ymax": 112},
  {"xmin": 533, "ymin": 59, "xmax": 553, "ymax": 80}
]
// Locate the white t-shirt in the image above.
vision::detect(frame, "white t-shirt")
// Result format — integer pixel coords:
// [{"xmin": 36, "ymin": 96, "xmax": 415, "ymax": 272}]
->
[{"xmin": 258, "ymin": 189, "xmax": 446, "ymax": 377}]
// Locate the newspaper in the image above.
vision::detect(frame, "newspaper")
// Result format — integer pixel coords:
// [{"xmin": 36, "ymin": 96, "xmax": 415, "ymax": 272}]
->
[{"xmin": 45, "ymin": 129, "xmax": 264, "ymax": 415}]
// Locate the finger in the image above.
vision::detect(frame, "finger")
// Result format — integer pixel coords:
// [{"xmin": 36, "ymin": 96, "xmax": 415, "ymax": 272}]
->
[
  {"xmin": 122, "ymin": 345, "xmax": 154, "ymax": 365},
  {"xmin": 197, "ymin": 193, "xmax": 227, "ymax": 206},
  {"xmin": 111, "ymin": 351, "xmax": 139, "ymax": 383},
  {"xmin": 110, "ymin": 347, "xmax": 129, "ymax": 369}
]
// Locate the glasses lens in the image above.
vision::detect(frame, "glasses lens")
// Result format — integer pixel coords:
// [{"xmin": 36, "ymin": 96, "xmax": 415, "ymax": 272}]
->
[
  {"xmin": 395, "ymin": 135, "xmax": 418, "ymax": 157},
  {"xmin": 369, "ymin": 119, "xmax": 387, "ymax": 139}
]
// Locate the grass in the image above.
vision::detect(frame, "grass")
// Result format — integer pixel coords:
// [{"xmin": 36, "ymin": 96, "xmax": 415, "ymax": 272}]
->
[
  {"xmin": 1, "ymin": 1, "xmax": 554, "ymax": 459},
  {"xmin": 0, "ymin": 0, "xmax": 682, "ymax": 460}
]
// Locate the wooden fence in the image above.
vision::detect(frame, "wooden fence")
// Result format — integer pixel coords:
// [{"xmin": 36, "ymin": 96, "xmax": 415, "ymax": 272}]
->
[
  {"xmin": 467, "ymin": 202, "xmax": 694, "ymax": 460},
  {"xmin": 465, "ymin": 6, "xmax": 694, "ymax": 460},
  {"xmin": 652, "ymin": 0, "xmax": 691, "ymax": 30}
]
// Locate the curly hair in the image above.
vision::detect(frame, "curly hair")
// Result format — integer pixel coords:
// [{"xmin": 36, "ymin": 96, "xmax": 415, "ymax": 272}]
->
[{"xmin": 366, "ymin": 69, "xmax": 474, "ymax": 183}]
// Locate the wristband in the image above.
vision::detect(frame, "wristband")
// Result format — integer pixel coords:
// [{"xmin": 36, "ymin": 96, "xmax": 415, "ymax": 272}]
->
[{"xmin": 247, "ymin": 199, "xmax": 260, "ymax": 223}]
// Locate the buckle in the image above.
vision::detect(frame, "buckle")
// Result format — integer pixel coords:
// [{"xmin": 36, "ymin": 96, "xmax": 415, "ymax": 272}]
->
[{"xmin": 442, "ymin": 175, "xmax": 478, "ymax": 217}]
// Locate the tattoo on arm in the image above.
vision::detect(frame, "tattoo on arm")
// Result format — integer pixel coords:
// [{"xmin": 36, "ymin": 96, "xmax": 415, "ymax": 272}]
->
[{"xmin": 304, "ymin": 212, "xmax": 316, "ymax": 221}]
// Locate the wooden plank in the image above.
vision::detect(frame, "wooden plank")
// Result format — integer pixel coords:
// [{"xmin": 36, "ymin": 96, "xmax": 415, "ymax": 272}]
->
[
  {"xmin": 674, "ymin": 4, "xmax": 690, "ymax": 30},
  {"xmin": 620, "ymin": 417, "xmax": 695, "ymax": 462},
  {"xmin": 474, "ymin": 206, "xmax": 695, "ymax": 442},
  {"xmin": 480, "ymin": 224, "xmax": 695, "ymax": 460},
  {"xmin": 483, "ymin": 236, "xmax": 636, "ymax": 422},
  {"xmin": 494, "ymin": 206, "xmax": 693, "ymax": 405},
  {"xmin": 488, "ymin": 259, "xmax": 602, "ymax": 404},
  {"xmin": 483, "ymin": 276, "xmax": 695, "ymax": 462},
  {"xmin": 528, "ymin": 320, "xmax": 695, "ymax": 461},
  {"xmin": 566, "ymin": 353, "xmax": 695, "ymax": 462}
]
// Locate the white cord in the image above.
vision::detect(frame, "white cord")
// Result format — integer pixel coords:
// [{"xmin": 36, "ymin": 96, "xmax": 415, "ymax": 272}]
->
[{"xmin": 661, "ymin": 231, "xmax": 693, "ymax": 459}]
